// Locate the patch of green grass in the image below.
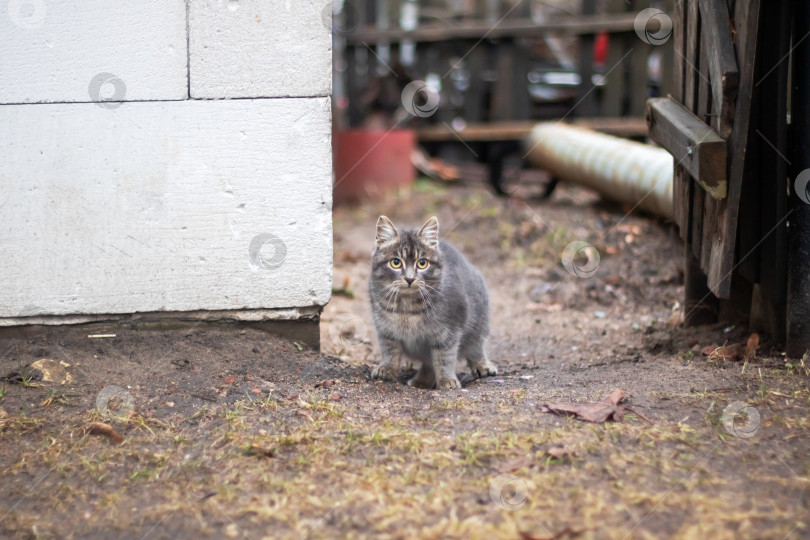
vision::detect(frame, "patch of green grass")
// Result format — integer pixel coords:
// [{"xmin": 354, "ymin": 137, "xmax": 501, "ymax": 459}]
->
[
  {"xmin": 128, "ymin": 468, "xmax": 153, "ymax": 483},
  {"xmin": 0, "ymin": 410, "xmax": 45, "ymax": 433},
  {"xmin": 18, "ymin": 361, "xmax": 33, "ymax": 387},
  {"xmin": 455, "ymin": 432, "xmax": 490, "ymax": 467},
  {"xmin": 41, "ymin": 389, "xmax": 74, "ymax": 407}
]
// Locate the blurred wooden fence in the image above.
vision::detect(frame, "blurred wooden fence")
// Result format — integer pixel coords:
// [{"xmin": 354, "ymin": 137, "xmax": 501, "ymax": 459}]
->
[{"xmin": 336, "ymin": 0, "xmax": 675, "ymax": 139}]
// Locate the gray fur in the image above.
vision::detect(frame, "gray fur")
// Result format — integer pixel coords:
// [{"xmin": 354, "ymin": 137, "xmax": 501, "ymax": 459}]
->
[{"xmin": 369, "ymin": 216, "xmax": 497, "ymax": 389}]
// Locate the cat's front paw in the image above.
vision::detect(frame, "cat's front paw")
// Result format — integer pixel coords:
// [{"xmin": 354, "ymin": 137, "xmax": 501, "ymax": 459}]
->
[
  {"xmin": 371, "ymin": 363, "xmax": 398, "ymax": 381},
  {"xmin": 471, "ymin": 361, "xmax": 498, "ymax": 379},
  {"xmin": 436, "ymin": 377, "xmax": 462, "ymax": 390}
]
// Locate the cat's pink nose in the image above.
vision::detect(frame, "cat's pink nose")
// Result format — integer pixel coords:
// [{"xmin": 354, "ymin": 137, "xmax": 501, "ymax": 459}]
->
[{"xmin": 404, "ymin": 277, "xmax": 415, "ymax": 286}]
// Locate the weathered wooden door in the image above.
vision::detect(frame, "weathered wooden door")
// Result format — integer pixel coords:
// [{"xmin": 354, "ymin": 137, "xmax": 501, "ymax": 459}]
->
[{"xmin": 647, "ymin": 0, "xmax": 810, "ymax": 356}]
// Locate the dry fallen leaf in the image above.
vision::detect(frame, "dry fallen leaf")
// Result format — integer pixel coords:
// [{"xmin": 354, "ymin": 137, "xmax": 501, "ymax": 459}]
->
[
  {"xmin": 541, "ymin": 389, "xmax": 650, "ymax": 424},
  {"xmin": 86, "ymin": 422, "xmax": 124, "ymax": 443},
  {"xmin": 744, "ymin": 333, "xmax": 759, "ymax": 361},
  {"xmin": 224, "ymin": 375, "xmax": 236, "ymax": 385},
  {"xmin": 702, "ymin": 334, "xmax": 759, "ymax": 362}
]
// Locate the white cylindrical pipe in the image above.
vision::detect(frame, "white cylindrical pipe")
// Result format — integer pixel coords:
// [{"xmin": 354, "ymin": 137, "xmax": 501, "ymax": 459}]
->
[{"xmin": 525, "ymin": 123, "xmax": 674, "ymax": 219}]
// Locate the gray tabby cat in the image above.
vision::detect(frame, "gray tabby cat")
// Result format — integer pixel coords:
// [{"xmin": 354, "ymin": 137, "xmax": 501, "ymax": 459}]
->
[{"xmin": 369, "ymin": 215, "xmax": 497, "ymax": 390}]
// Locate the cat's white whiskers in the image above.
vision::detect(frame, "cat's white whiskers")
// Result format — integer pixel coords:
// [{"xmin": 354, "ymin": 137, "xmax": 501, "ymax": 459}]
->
[
  {"xmin": 417, "ymin": 284, "xmax": 437, "ymax": 321},
  {"xmin": 382, "ymin": 284, "xmax": 399, "ymax": 308},
  {"xmin": 420, "ymin": 283, "xmax": 440, "ymax": 294}
]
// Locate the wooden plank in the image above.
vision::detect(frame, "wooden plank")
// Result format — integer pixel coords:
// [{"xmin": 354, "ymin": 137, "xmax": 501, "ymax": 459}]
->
[
  {"xmin": 646, "ymin": 97, "xmax": 727, "ymax": 198},
  {"xmin": 571, "ymin": 117, "xmax": 649, "ymax": 135},
  {"xmin": 685, "ymin": 0, "xmax": 703, "ymax": 262},
  {"xmin": 697, "ymin": 21, "xmax": 713, "ymax": 127},
  {"xmin": 436, "ymin": 46, "xmax": 454, "ymax": 125},
  {"xmin": 659, "ymin": 36, "xmax": 676, "ymax": 100},
  {"xmin": 576, "ymin": 0, "xmax": 598, "ymax": 118},
  {"xmin": 685, "ymin": 0, "xmax": 701, "ymax": 111},
  {"xmin": 602, "ymin": 33, "xmax": 627, "ymax": 116},
  {"xmin": 672, "ymin": 0, "xmax": 685, "ymax": 99},
  {"xmin": 463, "ymin": 47, "xmax": 486, "ymax": 124},
  {"xmin": 673, "ymin": 165, "xmax": 690, "ymax": 239},
  {"xmin": 601, "ymin": 0, "xmax": 633, "ymax": 117},
  {"xmin": 512, "ymin": 43, "xmax": 531, "ymax": 121},
  {"xmin": 698, "ymin": 0, "xmax": 739, "ymax": 138},
  {"xmin": 629, "ymin": 42, "xmax": 652, "ymax": 116},
  {"xmin": 492, "ymin": 43, "xmax": 516, "ymax": 121},
  {"xmin": 787, "ymin": 0, "xmax": 810, "ymax": 356},
  {"xmin": 741, "ymin": 0, "xmax": 789, "ymax": 337},
  {"xmin": 657, "ymin": 0, "xmax": 677, "ymax": 97},
  {"xmin": 416, "ymin": 118, "xmax": 648, "ymax": 142},
  {"xmin": 702, "ymin": 0, "xmax": 762, "ymax": 296},
  {"xmin": 684, "ymin": 241, "xmax": 720, "ymax": 324},
  {"xmin": 756, "ymin": 0, "xmax": 789, "ymax": 304},
  {"xmin": 693, "ymin": 27, "xmax": 712, "ymax": 272},
  {"xmin": 509, "ymin": 1, "xmax": 531, "ymax": 121},
  {"xmin": 671, "ymin": 0, "xmax": 689, "ymax": 236},
  {"xmin": 736, "ymin": 0, "xmax": 785, "ymax": 288},
  {"xmin": 345, "ymin": 14, "xmax": 639, "ymax": 43},
  {"xmin": 679, "ymin": 0, "xmax": 712, "ymax": 313},
  {"xmin": 485, "ymin": 0, "xmax": 500, "ymax": 23},
  {"xmin": 692, "ymin": 181, "xmax": 707, "ymax": 261}
]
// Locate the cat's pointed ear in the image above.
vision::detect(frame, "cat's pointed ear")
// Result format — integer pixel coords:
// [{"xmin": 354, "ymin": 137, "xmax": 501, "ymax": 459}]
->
[
  {"xmin": 375, "ymin": 215, "xmax": 399, "ymax": 247},
  {"xmin": 417, "ymin": 216, "xmax": 440, "ymax": 249}
]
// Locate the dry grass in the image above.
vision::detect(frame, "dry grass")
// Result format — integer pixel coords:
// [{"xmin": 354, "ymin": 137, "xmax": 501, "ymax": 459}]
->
[{"xmin": 1, "ymin": 367, "xmax": 809, "ymax": 539}]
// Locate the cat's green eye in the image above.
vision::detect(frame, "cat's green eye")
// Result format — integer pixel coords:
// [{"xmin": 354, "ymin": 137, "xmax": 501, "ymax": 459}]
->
[
  {"xmin": 390, "ymin": 258, "xmax": 402, "ymax": 269},
  {"xmin": 416, "ymin": 258, "xmax": 428, "ymax": 269}
]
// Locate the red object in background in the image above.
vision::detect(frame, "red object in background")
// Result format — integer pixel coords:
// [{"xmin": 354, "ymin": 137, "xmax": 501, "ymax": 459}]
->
[
  {"xmin": 594, "ymin": 32, "xmax": 609, "ymax": 65},
  {"xmin": 333, "ymin": 129, "xmax": 416, "ymax": 205}
]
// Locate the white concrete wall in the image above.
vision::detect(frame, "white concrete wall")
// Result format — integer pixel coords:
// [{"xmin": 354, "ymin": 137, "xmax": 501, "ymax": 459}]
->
[
  {"xmin": 0, "ymin": 1, "xmax": 332, "ymax": 324},
  {"xmin": 0, "ymin": 0, "xmax": 188, "ymax": 104},
  {"xmin": 189, "ymin": 0, "xmax": 332, "ymax": 98}
]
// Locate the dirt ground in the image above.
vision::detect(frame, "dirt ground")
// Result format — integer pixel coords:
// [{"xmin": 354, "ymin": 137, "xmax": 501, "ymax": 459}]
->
[{"xmin": 1, "ymin": 176, "xmax": 809, "ymax": 539}]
